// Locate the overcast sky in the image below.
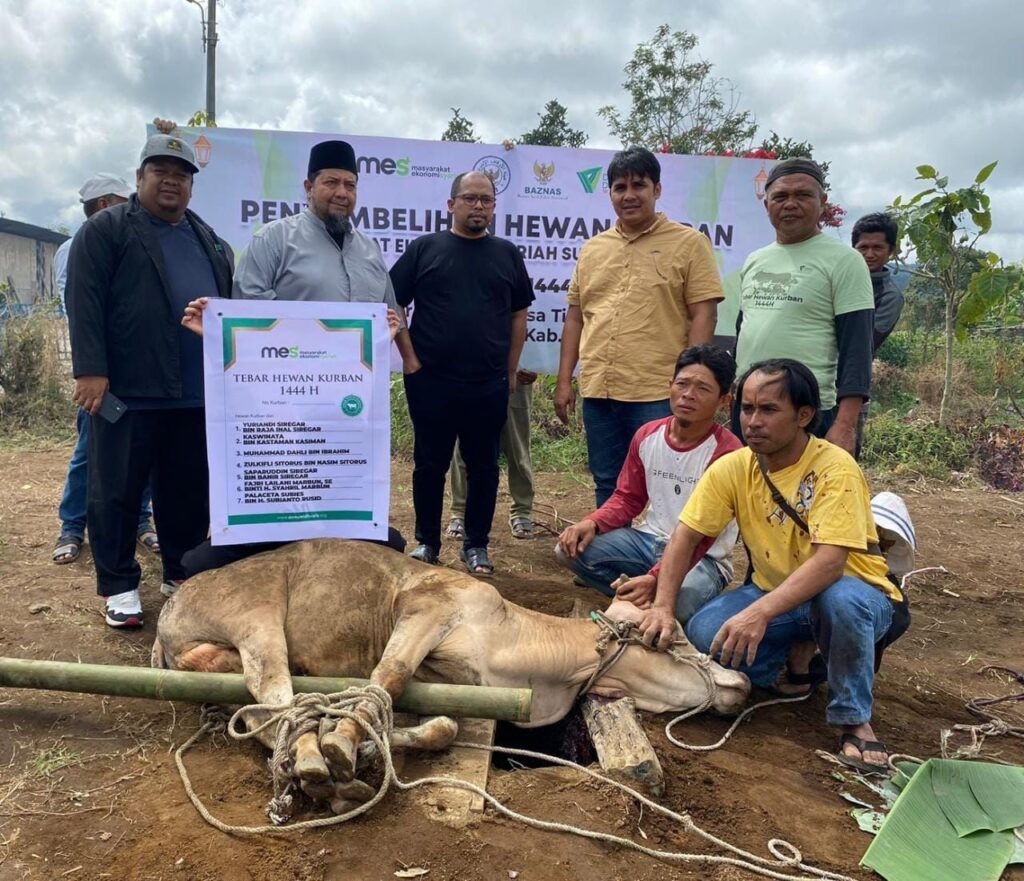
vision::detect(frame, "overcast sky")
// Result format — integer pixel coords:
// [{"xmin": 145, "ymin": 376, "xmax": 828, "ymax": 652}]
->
[{"xmin": 2, "ymin": 0, "xmax": 1022, "ymax": 260}]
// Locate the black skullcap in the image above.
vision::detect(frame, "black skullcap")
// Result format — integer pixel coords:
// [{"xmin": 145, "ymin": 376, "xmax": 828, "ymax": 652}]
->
[
  {"xmin": 765, "ymin": 157, "xmax": 825, "ymax": 191},
  {"xmin": 308, "ymin": 140, "xmax": 358, "ymax": 178}
]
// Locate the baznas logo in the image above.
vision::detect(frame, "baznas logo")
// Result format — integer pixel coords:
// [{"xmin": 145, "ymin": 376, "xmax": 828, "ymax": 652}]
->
[
  {"xmin": 473, "ymin": 155, "xmax": 511, "ymax": 194},
  {"xmin": 577, "ymin": 166, "xmax": 603, "ymax": 193},
  {"xmin": 533, "ymin": 161, "xmax": 555, "ymax": 184}
]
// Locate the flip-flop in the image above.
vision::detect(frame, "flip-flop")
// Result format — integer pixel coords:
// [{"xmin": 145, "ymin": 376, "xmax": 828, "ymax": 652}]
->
[
  {"xmin": 137, "ymin": 530, "xmax": 161, "ymax": 555},
  {"xmin": 460, "ymin": 546, "xmax": 494, "ymax": 577},
  {"xmin": 836, "ymin": 733, "xmax": 890, "ymax": 775},
  {"xmin": 769, "ymin": 653, "xmax": 828, "ymax": 697},
  {"xmin": 444, "ymin": 518, "xmax": 465, "ymax": 539},
  {"xmin": 53, "ymin": 534, "xmax": 82, "ymax": 564}
]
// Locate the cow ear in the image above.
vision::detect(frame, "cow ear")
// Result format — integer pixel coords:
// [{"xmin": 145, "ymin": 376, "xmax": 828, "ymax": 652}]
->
[{"xmin": 603, "ymin": 600, "xmax": 644, "ymax": 626}]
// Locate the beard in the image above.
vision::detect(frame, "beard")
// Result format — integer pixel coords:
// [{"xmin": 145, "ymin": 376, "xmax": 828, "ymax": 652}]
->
[{"xmin": 324, "ymin": 210, "xmax": 351, "ymax": 238}]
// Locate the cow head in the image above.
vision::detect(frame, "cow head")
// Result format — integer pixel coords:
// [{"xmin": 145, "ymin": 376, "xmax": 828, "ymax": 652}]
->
[{"xmin": 590, "ymin": 601, "xmax": 751, "ymax": 716}]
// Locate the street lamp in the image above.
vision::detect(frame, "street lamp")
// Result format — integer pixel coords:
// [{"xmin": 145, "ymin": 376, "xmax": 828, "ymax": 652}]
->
[{"xmin": 185, "ymin": 0, "xmax": 218, "ymax": 125}]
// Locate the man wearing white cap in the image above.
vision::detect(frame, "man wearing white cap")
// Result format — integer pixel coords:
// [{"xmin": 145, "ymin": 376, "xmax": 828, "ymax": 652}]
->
[
  {"xmin": 52, "ymin": 174, "xmax": 160, "ymax": 567},
  {"xmin": 66, "ymin": 134, "xmax": 233, "ymax": 628}
]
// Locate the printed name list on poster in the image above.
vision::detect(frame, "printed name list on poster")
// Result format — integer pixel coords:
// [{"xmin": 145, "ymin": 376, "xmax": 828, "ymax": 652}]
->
[{"xmin": 203, "ymin": 299, "xmax": 390, "ymax": 545}]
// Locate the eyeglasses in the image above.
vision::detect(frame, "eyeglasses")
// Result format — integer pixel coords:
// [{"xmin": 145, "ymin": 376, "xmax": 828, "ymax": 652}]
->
[{"xmin": 453, "ymin": 194, "xmax": 495, "ymax": 207}]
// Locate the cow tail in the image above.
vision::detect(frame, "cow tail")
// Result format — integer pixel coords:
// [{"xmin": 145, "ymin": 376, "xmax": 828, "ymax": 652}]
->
[{"xmin": 150, "ymin": 637, "xmax": 167, "ymax": 669}]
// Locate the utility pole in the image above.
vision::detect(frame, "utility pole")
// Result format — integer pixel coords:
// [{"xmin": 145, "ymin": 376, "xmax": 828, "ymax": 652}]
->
[
  {"xmin": 186, "ymin": 0, "xmax": 218, "ymax": 124},
  {"xmin": 205, "ymin": 0, "xmax": 217, "ymax": 124}
]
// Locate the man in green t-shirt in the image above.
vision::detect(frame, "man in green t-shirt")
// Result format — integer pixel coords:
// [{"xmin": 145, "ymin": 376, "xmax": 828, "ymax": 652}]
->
[{"xmin": 734, "ymin": 158, "xmax": 874, "ymax": 457}]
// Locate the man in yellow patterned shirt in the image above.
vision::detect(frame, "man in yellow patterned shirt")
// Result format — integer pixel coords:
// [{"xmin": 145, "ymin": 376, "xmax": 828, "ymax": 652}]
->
[
  {"xmin": 637, "ymin": 358, "xmax": 909, "ymax": 772},
  {"xmin": 554, "ymin": 147, "xmax": 723, "ymax": 505}
]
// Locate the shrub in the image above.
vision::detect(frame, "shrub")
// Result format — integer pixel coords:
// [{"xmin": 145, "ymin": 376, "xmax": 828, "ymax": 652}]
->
[
  {"xmin": 876, "ymin": 331, "xmax": 910, "ymax": 368},
  {"xmin": 0, "ymin": 294, "xmax": 75, "ymax": 436},
  {"xmin": 861, "ymin": 411, "xmax": 974, "ymax": 478}
]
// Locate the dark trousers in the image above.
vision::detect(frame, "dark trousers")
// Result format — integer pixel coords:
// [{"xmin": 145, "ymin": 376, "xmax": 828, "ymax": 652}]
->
[
  {"xmin": 181, "ymin": 528, "xmax": 408, "ymax": 579},
  {"xmin": 404, "ymin": 369, "xmax": 508, "ymax": 552},
  {"xmin": 88, "ymin": 407, "xmax": 210, "ymax": 597}
]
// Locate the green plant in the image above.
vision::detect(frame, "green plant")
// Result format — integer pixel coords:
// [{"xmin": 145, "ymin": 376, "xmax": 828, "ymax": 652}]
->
[
  {"xmin": 0, "ymin": 291, "xmax": 75, "ymax": 436},
  {"xmin": 861, "ymin": 411, "xmax": 974, "ymax": 478},
  {"xmin": 875, "ymin": 331, "xmax": 911, "ymax": 368},
  {"xmin": 889, "ymin": 163, "xmax": 1022, "ymax": 425}
]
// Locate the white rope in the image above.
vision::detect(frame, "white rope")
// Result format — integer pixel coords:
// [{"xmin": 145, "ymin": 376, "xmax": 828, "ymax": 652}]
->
[
  {"xmin": 899, "ymin": 565, "xmax": 949, "ymax": 592},
  {"xmin": 666, "ymin": 691, "xmax": 814, "ymax": 751},
  {"xmin": 174, "ymin": 687, "xmax": 855, "ymax": 881}
]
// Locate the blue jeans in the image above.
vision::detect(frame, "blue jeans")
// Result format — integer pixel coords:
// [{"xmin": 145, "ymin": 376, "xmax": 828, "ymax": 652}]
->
[
  {"xmin": 555, "ymin": 526, "xmax": 727, "ymax": 622},
  {"xmin": 582, "ymin": 398, "xmax": 672, "ymax": 507},
  {"xmin": 685, "ymin": 578, "xmax": 897, "ymax": 726},
  {"xmin": 58, "ymin": 407, "xmax": 153, "ymax": 539}
]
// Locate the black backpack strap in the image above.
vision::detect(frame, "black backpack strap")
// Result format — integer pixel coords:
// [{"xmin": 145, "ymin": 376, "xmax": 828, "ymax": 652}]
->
[{"xmin": 756, "ymin": 455, "xmax": 884, "ymax": 557}]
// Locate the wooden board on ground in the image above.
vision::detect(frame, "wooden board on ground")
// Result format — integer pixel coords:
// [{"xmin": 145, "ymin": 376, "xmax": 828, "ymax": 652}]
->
[
  {"xmin": 570, "ymin": 598, "xmax": 666, "ymax": 796},
  {"xmin": 402, "ymin": 716, "xmax": 496, "ymax": 827}
]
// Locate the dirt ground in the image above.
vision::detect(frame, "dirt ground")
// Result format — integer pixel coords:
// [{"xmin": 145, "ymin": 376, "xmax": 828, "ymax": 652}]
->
[{"xmin": 0, "ymin": 443, "xmax": 1022, "ymax": 881}]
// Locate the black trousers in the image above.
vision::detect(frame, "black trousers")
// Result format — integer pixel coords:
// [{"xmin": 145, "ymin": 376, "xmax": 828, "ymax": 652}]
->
[
  {"xmin": 87, "ymin": 407, "xmax": 209, "ymax": 597},
  {"xmin": 181, "ymin": 528, "xmax": 408, "ymax": 579},
  {"xmin": 404, "ymin": 369, "xmax": 508, "ymax": 552}
]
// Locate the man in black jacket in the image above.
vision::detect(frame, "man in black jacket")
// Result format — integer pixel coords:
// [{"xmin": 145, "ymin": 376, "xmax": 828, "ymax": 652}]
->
[{"xmin": 66, "ymin": 133, "xmax": 233, "ymax": 628}]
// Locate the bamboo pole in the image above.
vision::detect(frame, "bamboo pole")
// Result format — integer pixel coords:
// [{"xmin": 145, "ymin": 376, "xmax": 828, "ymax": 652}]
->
[{"xmin": 0, "ymin": 658, "xmax": 532, "ymax": 723}]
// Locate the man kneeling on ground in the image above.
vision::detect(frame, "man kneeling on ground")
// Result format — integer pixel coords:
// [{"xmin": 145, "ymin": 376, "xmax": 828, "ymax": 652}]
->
[
  {"xmin": 556, "ymin": 344, "xmax": 741, "ymax": 622},
  {"xmin": 636, "ymin": 358, "xmax": 909, "ymax": 772}
]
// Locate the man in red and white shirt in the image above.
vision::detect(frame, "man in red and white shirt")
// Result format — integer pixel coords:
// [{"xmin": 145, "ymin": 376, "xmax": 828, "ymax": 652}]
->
[{"xmin": 557, "ymin": 345, "xmax": 740, "ymax": 621}]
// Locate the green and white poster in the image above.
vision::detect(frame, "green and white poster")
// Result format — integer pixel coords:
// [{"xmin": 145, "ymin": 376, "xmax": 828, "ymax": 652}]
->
[
  {"xmin": 174, "ymin": 125, "xmax": 778, "ymax": 370},
  {"xmin": 203, "ymin": 300, "xmax": 390, "ymax": 545}
]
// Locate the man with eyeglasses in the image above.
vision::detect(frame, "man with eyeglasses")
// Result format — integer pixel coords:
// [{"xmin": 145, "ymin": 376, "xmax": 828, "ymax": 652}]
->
[{"xmin": 390, "ymin": 172, "xmax": 534, "ymax": 575}]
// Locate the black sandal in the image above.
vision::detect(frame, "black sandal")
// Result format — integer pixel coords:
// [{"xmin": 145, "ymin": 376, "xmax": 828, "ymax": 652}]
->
[
  {"xmin": 53, "ymin": 534, "xmax": 82, "ymax": 564},
  {"xmin": 409, "ymin": 544, "xmax": 439, "ymax": 565},
  {"xmin": 836, "ymin": 733, "xmax": 889, "ymax": 774},
  {"xmin": 460, "ymin": 546, "xmax": 494, "ymax": 576}
]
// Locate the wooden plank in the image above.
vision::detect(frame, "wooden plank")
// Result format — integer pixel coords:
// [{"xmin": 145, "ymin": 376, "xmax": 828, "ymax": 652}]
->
[
  {"xmin": 400, "ymin": 716, "xmax": 495, "ymax": 827},
  {"xmin": 570, "ymin": 599, "xmax": 666, "ymax": 796}
]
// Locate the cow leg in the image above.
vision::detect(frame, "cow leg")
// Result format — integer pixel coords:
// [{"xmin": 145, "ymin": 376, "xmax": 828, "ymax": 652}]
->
[
  {"xmin": 320, "ymin": 608, "xmax": 453, "ymax": 780},
  {"xmin": 237, "ymin": 640, "xmax": 329, "ymax": 784},
  {"xmin": 391, "ymin": 716, "xmax": 459, "ymax": 751}
]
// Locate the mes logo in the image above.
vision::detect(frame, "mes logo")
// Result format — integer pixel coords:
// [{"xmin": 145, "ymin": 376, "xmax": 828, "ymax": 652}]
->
[{"xmin": 261, "ymin": 346, "xmax": 299, "ymax": 358}]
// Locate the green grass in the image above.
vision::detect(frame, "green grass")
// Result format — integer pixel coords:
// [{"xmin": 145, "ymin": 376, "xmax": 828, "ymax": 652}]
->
[{"xmin": 30, "ymin": 745, "xmax": 83, "ymax": 778}]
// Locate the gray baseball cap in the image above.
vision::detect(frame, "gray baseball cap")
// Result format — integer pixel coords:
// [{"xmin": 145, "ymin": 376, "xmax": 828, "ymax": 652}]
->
[
  {"xmin": 139, "ymin": 134, "xmax": 199, "ymax": 173},
  {"xmin": 79, "ymin": 173, "xmax": 133, "ymax": 203}
]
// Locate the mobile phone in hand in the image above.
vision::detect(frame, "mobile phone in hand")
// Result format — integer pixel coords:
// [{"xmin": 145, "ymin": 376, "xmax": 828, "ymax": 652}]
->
[{"xmin": 97, "ymin": 391, "xmax": 127, "ymax": 423}]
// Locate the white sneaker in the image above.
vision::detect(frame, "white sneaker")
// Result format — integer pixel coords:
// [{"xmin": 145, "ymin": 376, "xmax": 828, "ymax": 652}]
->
[{"xmin": 105, "ymin": 589, "xmax": 143, "ymax": 628}]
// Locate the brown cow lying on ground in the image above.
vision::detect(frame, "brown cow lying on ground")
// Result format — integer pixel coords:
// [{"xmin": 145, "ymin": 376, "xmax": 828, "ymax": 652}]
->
[{"xmin": 152, "ymin": 540, "xmax": 750, "ymax": 804}]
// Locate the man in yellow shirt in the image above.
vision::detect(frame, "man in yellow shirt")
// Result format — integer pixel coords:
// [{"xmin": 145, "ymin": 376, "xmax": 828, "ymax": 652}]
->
[
  {"xmin": 554, "ymin": 147, "xmax": 723, "ymax": 505},
  {"xmin": 638, "ymin": 358, "xmax": 909, "ymax": 772}
]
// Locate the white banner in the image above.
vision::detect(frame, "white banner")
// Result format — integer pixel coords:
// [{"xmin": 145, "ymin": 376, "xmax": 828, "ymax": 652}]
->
[
  {"xmin": 202, "ymin": 300, "xmax": 390, "ymax": 545},
  {"xmin": 175, "ymin": 125, "xmax": 778, "ymax": 372}
]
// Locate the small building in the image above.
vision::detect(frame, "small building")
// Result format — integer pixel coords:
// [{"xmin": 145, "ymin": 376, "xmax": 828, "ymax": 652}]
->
[{"xmin": 0, "ymin": 219, "xmax": 69, "ymax": 306}]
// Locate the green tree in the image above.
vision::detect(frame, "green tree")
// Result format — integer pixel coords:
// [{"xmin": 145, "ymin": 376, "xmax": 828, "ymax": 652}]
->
[
  {"xmin": 598, "ymin": 24, "xmax": 756, "ymax": 155},
  {"xmin": 519, "ymin": 99, "xmax": 588, "ymax": 148},
  {"xmin": 186, "ymin": 110, "xmax": 216, "ymax": 127},
  {"xmin": 889, "ymin": 162, "xmax": 1022, "ymax": 425},
  {"xmin": 757, "ymin": 131, "xmax": 831, "ymax": 182},
  {"xmin": 441, "ymin": 107, "xmax": 480, "ymax": 143}
]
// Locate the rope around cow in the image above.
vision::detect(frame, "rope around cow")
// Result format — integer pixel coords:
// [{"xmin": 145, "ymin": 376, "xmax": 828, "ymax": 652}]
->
[{"xmin": 174, "ymin": 685, "xmax": 855, "ymax": 881}]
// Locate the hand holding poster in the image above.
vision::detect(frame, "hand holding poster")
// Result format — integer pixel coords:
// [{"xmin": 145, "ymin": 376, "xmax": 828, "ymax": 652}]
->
[{"xmin": 203, "ymin": 300, "xmax": 390, "ymax": 545}]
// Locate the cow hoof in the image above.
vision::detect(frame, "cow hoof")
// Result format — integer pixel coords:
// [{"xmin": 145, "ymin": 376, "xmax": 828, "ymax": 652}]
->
[
  {"xmin": 320, "ymin": 731, "xmax": 357, "ymax": 781},
  {"xmin": 300, "ymin": 779, "xmax": 335, "ymax": 803},
  {"xmin": 334, "ymin": 779, "xmax": 376, "ymax": 802},
  {"xmin": 329, "ymin": 797, "xmax": 363, "ymax": 816},
  {"xmin": 294, "ymin": 750, "xmax": 330, "ymax": 783}
]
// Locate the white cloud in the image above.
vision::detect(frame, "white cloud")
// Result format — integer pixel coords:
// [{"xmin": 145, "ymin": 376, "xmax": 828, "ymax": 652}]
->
[{"xmin": 0, "ymin": 0, "xmax": 1020, "ymax": 261}]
